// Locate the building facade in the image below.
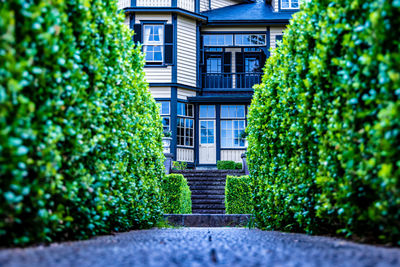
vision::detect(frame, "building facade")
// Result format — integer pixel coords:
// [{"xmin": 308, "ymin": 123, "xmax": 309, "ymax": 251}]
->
[{"xmin": 118, "ymin": 0, "xmax": 299, "ymax": 167}]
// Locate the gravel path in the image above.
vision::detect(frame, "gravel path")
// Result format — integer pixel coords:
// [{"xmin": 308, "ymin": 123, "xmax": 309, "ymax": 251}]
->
[{"xmin": 1, "ymin": 228, "xmax": 399, "ymax": 267}]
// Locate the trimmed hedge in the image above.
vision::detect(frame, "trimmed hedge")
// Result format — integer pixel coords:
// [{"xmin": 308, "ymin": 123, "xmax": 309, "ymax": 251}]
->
[
  {"xmin": 217, "ymin": 161, "xmax": 242, "ymax": 170},
  {"xmin": 162, "ymin": 174, "xmax": 192, "ymax": 214},
  {"xmin": 247, "ymin": 0, "xmax": 400, "ymax": 244},
  {"xmin": 225, "ymin": 176, "xmax": 253, "ymax": 214},
  {"xmin": 0, "ymin": 0, "xmax": 165, "ymax": 246}
]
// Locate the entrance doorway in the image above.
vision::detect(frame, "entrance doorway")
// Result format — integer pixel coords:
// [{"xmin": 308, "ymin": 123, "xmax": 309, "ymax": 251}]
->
[{"xmin": 199, "ymin": 105, "xmax": 216, "ymax": 164}]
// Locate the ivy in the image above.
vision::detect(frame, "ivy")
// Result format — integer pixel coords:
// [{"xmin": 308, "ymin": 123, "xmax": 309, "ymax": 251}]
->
[
  {"xmin": 247, "ymin": 0, "xmax": 400, "ymax": 244},
  {"xmin": 0, "ymin": 0, "xmax": 165, "ymax": 245}
]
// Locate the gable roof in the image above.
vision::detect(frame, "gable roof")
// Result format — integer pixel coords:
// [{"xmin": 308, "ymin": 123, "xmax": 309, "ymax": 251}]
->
[{"xmin": 202, "ymin": 0, "xmax": 296, "ymax": 25}]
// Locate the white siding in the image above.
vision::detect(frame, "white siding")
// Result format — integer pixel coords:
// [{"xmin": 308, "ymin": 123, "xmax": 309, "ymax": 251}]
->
[
  {"xmin": 177, "ymin": 88, "xmax": 196, "ymax": 100},
  {"xmin": 123, "ymin": 14, "xmax": 130, "ymax": 27},
  {"xmin": 144, "ymin": 67, "xmax": 172, "ymax": 83},
  {"xmin": 178, "ymin": 0, "xmax": 195, "ymax": 12},
  {"xmin": 177, "ymin": 148, "xmax": 194, "ymax": 162},
  {"xmin": 200, "ymin": 0, "xmax": 209, "ymax": 11},
  {"xmin": 135, "ymin": 13, "xmax": 172, "ymax": 23},
  {"xmin": 221, "ymin": 150, "xmax": 245, "ymax": 162},
  {"xmin": 211, "ymin": 0, "xmax": 238, "ymax": 10},
  {"xmin": 149, "ymin": 87, "xmax": 171, "ymax": 98},
  {"xmin": 177, "ymin": 16, "xmax": 197, "ymax": 87},
  {"xmin": 118, "ymin": 0, "xmax": 130, "ymax": 9},
  {"xmin": 136, "ymin": 0, "xmax": 171, "ymax": 7},
  {"xmin": 202, "ymin": 26, "xmax": 267, "ymax": 32},
  {"xmin": 270, "ymin": 26, "xmax": 286, "ymax": 51}
]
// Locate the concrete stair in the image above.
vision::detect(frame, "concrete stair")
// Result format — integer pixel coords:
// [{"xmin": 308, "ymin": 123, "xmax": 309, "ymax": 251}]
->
[
  {"xmin": 173, "ymin": 170, "xmax": 245, "ymax": 214},
  {"xmin": 164, "ymin": 214, "xmax": 252, "ymax": 227}
]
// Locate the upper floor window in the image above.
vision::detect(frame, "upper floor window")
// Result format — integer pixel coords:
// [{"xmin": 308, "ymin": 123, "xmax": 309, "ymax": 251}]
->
[
  {"xmin": 204, "ymin": 34, "xmax": 233, "ymax": 46},
  {"xmin": 143, "ymin": 25, "xmax": 164, "ymax": 62},
  {"xmin": 235, "ymin": 34, "xmax": 266, "ymax": 46},
  {"xmin": 281, "ymin": 0, "xmax": 299, "ymax": 9}
]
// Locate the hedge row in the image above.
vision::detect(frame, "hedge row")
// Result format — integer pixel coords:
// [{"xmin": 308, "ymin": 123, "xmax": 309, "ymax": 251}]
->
[
  {"xmin": 217, "ymin": 161, "xmax": 242, "ymax": 170},
  {"xmin": 162, "ymin": 174, "xmax": 192, "ymax": 214},
  {"xmin": 225, "ymin": 176, "xmax": 252, "ymax": 214},
  {"xmin": 0, "ymin": 0, "xmax": 165, "ymax": 246},
  {"xmin": 247, "ymin": 0, "xmax": 400, "ymax": 244}
]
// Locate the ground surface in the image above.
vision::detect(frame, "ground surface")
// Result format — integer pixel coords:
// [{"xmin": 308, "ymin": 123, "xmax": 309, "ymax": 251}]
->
[{"xmin": 1, "ymin": 228, "xmax": 399, "ymax": 267}]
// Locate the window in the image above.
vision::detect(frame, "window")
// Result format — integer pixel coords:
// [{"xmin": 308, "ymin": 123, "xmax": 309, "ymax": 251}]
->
[
  {"xmin": 143, "ymin": 25, "xmax": 164, "ymax": 62},
  {"xmin": 221, "ymin": 120, "xmax": 246, "ymax": 148},
  {"xmin": 206, "ymin": 57, "xmax": 222, "ymax": 73},
  {"xmin": 281, "ymin": 0, "xmax": 299, "ymax": 9},
  {"xmin": 204, "ymin": 34, "xmax": 233, "ymax": 46},
  {"xmin": 199, "ymin": 105, "xmax": 216, "ymax": 118},
  {"xmin": 221, "ymin": 105, "xmax": 245, "ymax": 118},
  {"xmin": 235, "ymin": 34, "xmax": 266, "ymax": 46},
  {"xmin": 177, "ymin": 103, "xmax": 194, "ymax": 147},
  {"xmin": 221, "ymin": 105, "xmax": 246, "ymax": 148},
  {"xmin": 157, "ymin": 101, "xmax": 170, "ymax": 131},
  {"xmin": 245, "ymin": 57, "xmax": 261, "ymax": 72}
]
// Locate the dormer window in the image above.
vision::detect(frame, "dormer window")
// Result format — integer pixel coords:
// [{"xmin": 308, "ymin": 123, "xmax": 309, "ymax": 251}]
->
[
  {"xmin": 281, "ymin": 0, "xmax": 299, "ymax": 9},
  {"xmin": 143, "ymin": 24, "xmax": 164, "ymax": 63}
]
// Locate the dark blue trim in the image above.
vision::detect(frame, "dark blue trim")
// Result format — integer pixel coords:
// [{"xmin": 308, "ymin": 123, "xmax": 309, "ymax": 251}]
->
[
  {"xmin": 220, "ymin": 148, "xmax": 247, "ymax": 151},
  {"xmin": 149, "ymin": 83, "xmax": 200, "ymax": 91},
  {"xmin": 196, "ymin": 22, "xmax": 201, "ymax": 88},
  {"xmin": 144, "ymin": 65, "xmax": 170, "ymax": 68},
  {"xmin": 172, "ymin": 0, "xmax": 177, "ymax": 7},
  {"xmin": 154, "ymin": 98, "xmax": 171, "ymax": 101},
  {"xmin": 266, "ymin": 26, "xmax": 271, "ymax": 58},
  {"xmin": 201, "ymin": 31, "xmax": 267, "ymax": 34},
  {"xmin": 278, "ymin": 0, "xmax": 300, "ymax": 12},
  {"xmin": 194, "ymin": 104, "xmax": 199, "ymax": 165},
  {"xmin": 170, "ymin": 87, "xmax": 178, "ymax": 160},
  {"xmin": 202, "ymin": 89, "xmax": 254, "ymax": 92},
  {"xmin": 197, "ymin": 164, "xmax": 217, "ymax": 167},
  {"xmin": 208, "ymin": 0, "xmax": 211, "ymax": 11},
  {"xmin": 172, "ymin": 14, "xmax": 178, "ymax": 83},
  {"xmin": 195, "ymin": 0, "xmax": 200, "ymax": 13},
  {"xmin": 188, "ymin": 96, "xmax": 252, "ymax": 103},
  {"xmin": 205, "ymin": 21, "xmax": 290, "ymax": 26},
  {"xmin": 139, "ymin": 20, "xmax": 168, "ymax": 23},
  {"xmin": 124, "ymin": 7, "xmax": 207, "ymax": 21},
  {"xmin": 129, "ymin": 13, "xmax": 135, "ymax": 29},
  {"xmin": 216, "ymin": 104, "xmax": 221, "ymax": 162},
  {"xmin": 130, "ymin": 0, "xmax": 136, "ymax": 7}
]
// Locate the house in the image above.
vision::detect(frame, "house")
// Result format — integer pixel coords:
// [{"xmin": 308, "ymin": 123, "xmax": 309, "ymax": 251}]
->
[{"xmin": 118, "ymin": 0, "xmax": 299, "ymax": 167}]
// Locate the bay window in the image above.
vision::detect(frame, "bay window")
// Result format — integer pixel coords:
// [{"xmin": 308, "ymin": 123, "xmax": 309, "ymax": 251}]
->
[
  {"xmin": 157, "ymin": 101, "xmax": 170, "ymax": 132},
  {"xmin": 221, "ymin": 105, "xmax": 246, "ymax": 148},
  {"xmin": 281, "ymin": 0, "xmax": 299, "ymax": 9},
  {"xmin": 177, "ymin": 103, "xmax": 194, "ymax": 147}
]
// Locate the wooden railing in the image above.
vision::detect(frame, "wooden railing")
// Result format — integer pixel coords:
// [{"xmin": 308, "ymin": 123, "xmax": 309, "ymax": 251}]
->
[
  {"xmin": 202, "ymin": 72, "xmax": 263, "ymax": 89},
  {"xmin": 119, "ymin": 0, "xmax": 195, "ymax": 11}
]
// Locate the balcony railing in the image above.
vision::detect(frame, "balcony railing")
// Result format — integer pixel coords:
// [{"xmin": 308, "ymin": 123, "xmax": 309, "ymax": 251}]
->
[{"xmin": 202, "ymin": 72, "xmax": 263, "ymax": 90}]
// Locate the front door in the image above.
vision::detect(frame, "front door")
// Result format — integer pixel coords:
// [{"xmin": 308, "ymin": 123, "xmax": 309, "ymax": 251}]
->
[{"xmin": 199, "ymin": 120, "xmax": 216, "ymax": 164}]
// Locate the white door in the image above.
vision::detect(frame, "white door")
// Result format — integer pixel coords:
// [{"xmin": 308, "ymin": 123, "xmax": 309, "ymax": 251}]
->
[{"xmin": 199, "ymin": 120, "xmax": 216, "ymax": 164}]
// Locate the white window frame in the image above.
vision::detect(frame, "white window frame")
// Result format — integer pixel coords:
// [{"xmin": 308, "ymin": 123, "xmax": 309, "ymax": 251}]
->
[
  {"xmin": 143, "ymin": 24, "xmax": 164, "ymax": 63},
  {"xmin": 221, "ymin": 120, "xmax": 246, "ymax": 148},
  {"xmin": 281, "ymin": 0, "xmax": 300, "ymax": 10},
  {"xmin": 235, "ymin": 34, "xmax": 266, "ymax": 46},
  {"xmin": 177, "ymin": 102, "xmax": 194, "ymax": 147},
  {"xmin": 156, "ymin": 101, "xmax": 170, "ymax": 131}
]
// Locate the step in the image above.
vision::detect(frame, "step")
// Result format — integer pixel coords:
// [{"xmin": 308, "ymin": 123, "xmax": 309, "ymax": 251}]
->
[
  {"xmin": 192, "ymin": 203, "xmax": 225, "ymax": 209},
  {"xmin": 189, "ymin": 185, "xmax": 225, "ymax": 191},
  {"xmin": 187, "ymin": 181, "xmax": 226, "ymax": 186},
  {"xmin": 191, "ymin": 194, "xmax": 225, "ymax": 199},
  {"xmin": 192, "ymin": 209, "xmax": 225, "ymax": 214},
  {"xmin": 191, "ymin": 189, "xmax": 225, "ymax": 195},
  {"xmin": 192, "ymin": 199, "xmax": 225, "ymax": 204},
  {"xmin": 164, "ymin": 214, "xmax": 252, "ymax": 227}
]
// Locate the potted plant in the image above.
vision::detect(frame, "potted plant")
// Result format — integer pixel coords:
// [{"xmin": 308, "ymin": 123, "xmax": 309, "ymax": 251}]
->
[
  {"xmin": 162, "ymin": 130, "xmax": 172, "ymax": 151},
  {"xmin": 240, "ymin": 131, "xmax": 248, "ymax": 147}
]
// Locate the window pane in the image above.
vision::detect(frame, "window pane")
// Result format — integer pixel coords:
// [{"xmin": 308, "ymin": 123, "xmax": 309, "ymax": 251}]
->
[
  {"xmin": 237, "ymin": 105, "xmax": 245, "ymax": 117},
  {"xmin": 221, "ymin": 105, "xmax": 229, "ymax": 118},
  {"xmin": 282, "ymin": 0, "xmax": 289, "ymax": 8}
]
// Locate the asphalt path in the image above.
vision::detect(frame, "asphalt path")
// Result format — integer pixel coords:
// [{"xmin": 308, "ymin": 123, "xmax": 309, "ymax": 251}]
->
[{"xmin": 1, "ymin": 228, "xmax": 399, "ymax": 267}]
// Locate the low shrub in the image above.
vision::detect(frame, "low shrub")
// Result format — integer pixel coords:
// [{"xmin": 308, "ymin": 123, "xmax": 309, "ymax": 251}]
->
[
  {"xmin": 162, "ymin": 174, "xmax": 192, "ymax": 214},
  {"xmin": 225, "ymin": 176, "xmax": 252, "ymax": 214},
  {"xmin": 172, "ymin": 161, "xmax": 187, "ymax": 171},
  {"xmin": 0, "ymin": 0, "xmax": 164, "ymax": 246},
  {"xmin": 247, "ymin": 0, "xmax": 400, "ymax": 244},
  {"xmin": 217, "ymin": 161, "xmax": 242, "ymax": 170}
]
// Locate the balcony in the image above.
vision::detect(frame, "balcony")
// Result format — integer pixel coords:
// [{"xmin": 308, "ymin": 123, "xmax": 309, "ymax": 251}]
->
[
  {"xmin": 202, "ymin": 72, "xmax": 263, "ymax": 90},
  {"xmin": 118, "ymin": 0, "xmax": 195, "ymax": 12}
]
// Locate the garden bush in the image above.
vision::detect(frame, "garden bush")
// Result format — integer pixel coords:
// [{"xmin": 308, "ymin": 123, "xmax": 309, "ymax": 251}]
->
[
  {"xmin": 247, "ymin": 0, "xmax": 400, "ymax": 244},
  {"xmin": 225, "ymin": 176, "xmax": 253, "ymax": 214},
  {"xmin": 162, "ymin": 174, "xmax": 192, "ymax": 214},
  {"xmin": 0, "ymin": 0, "xmax": 165, "ymax": 246},
  {"xmin": 217, "ymin": 161, "xmax": 242, "ymax": 170}
]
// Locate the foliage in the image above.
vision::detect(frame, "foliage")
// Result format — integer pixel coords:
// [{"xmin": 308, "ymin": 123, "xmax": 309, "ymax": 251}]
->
[
  {"xmin": 217, "ymin": 161, "xmax": 242, "ymax": 170},
  {"xmin": 161, "ymin": 174, "xmax": 192, "ymax": 214},
  {"xmin": 163, "ymin": 130, "xmax": 172, "ymax": 138},
  {"xmin": 172, "ymin": 161, "xmax": 187, "ymax": 171},
  {"xmin": 225, "ymin": 176, "xmax": 253, "ymax": 214},
  {"xmin": 0, "ymin": 0, "xmax": 165, "ymax": 246},
  {"xmin": 247, "ymin": 0, "xmax": 400, "ymax": 244}
]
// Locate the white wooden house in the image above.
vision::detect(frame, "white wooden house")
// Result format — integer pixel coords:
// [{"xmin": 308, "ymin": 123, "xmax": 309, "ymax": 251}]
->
[{"xmin": 118, "ymin": 0, "xmax": 299, "ymax": 167}]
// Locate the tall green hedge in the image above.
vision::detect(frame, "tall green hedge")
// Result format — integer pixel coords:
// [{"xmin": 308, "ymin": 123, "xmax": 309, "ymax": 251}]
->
[
  {"xmin": 225, "ymin": 176, "xmax": 253, "ymax": 214},
  {"xmin": 162, "ymin": 174, "xmax": 192, "ymax": 214},
  {"xmin": 0, "ymin": 0, "xmax": 165, "ymax": 246},
  {"xmin": 247, "ymin": 0, "xmax": 400, "ymax": 244}
]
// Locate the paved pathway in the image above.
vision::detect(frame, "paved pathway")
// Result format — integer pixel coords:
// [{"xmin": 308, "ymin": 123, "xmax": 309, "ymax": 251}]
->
[{"xmin": 1, "ymin": 228, "xmax": 399, "ymax": 267}]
